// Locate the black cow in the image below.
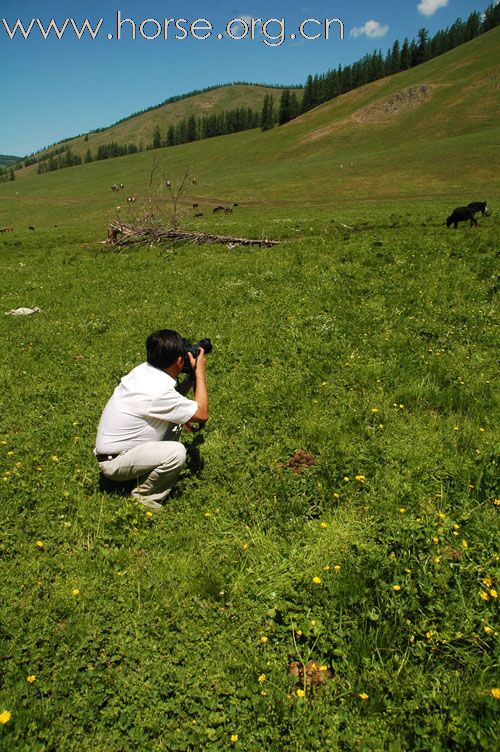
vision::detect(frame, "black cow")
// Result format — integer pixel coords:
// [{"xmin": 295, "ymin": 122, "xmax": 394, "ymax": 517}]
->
[
  {"xmin": 467, "ymin": 201, "xmax": 489, "ymax": 217},
  {"xmin": 446, "ymin": 207, "xmax": 478, "ymax": 229}
]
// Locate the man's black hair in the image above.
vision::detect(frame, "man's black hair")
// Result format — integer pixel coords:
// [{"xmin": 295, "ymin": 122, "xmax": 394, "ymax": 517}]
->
[{"xmin": 146, "ymin": 329, "xmax": 184, "ymax": 370}]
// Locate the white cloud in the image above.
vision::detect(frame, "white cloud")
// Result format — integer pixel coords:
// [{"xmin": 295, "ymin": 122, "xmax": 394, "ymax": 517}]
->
[
  {"xmin": 417, "ymin": 0, "xmax": 449, "ymax": 17},
  {"xmin": 350, "ymin": 20, "xmax": 389, "ymax": 39}
]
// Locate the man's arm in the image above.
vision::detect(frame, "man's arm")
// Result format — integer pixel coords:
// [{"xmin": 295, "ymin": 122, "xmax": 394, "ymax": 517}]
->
[{"xmin": 188, "ymin": 349, "xmax": 208, "ymax": 423}]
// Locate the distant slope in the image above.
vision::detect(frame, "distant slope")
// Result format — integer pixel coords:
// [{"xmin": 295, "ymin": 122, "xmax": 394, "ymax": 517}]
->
[
  {"xmin": 0, "ymin": 155, "xmax": 21, "ymax": 168},
  {"xmin": 1, "ymin": 27, "xmax": 498, "ymax": 228},
  {"xmin": 28, "ymin": 84, "xmax": 302, "ymax": 163}
]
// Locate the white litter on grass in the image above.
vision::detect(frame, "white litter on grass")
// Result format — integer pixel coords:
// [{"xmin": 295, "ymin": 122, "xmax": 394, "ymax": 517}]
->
[{"xmin": 5, "ymin": 307, "xmax": 41, "ymax": 316}]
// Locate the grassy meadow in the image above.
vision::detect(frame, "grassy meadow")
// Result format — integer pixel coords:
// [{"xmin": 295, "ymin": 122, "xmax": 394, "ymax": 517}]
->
[
  {"xmin": 0, "ymin": 201, "xmax": 498, "ymax": 751},
  {"xmin": 0, "ymin": 27, "xmax": 499, "ymax": 752}
]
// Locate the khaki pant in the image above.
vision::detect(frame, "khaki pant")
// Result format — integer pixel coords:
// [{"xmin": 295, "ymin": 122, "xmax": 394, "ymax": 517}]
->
[{"xmin": 98, "ymin": 425, "xmax": 186, "ymax": 505}]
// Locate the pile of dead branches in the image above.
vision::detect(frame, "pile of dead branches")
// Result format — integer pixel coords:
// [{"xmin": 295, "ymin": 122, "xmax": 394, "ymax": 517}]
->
[{"xmin": 104, "ymin": 221, "xmax": 279, "ymax": 250}]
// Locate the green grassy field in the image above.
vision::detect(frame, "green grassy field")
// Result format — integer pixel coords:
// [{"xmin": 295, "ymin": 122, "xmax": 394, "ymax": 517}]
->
[{"xmin": 0, "ymin": 27, "xmax": 499, "ymax": 752}]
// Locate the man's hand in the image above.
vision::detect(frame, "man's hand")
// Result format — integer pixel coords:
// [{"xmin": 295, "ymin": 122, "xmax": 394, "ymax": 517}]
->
[{"xmin": 187, "ymin": 347, "xmax": 206, "ymax": 375}]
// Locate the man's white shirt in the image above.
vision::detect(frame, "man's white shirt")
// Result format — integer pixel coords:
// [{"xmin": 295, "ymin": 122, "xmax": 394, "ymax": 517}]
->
[{"xmin": 95, "ymin": 362, "xmax": 197, "ymax": 454}]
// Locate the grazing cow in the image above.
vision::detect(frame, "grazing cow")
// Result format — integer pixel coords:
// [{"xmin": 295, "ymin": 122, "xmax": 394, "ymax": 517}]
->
[
  {"xmin": 446, "ymin": 207, "xmax": 477, "ymax": 229},
  {"xmin": 127, "ymin": 196, "xmax": 136, "ymax": 203},
  {"xmin": 233, "ymin": 203, "xmax": 239, "ymax": 207},
  {"xmin": 467, "ymin": 201, "xmax": 489, "ymax": 217},
  {"xmin": 0, "ymin": 226, "xmax": 13, "ymax": 233},
  {"xmin": 224, "ymin": 207, "xmax": 233, "ymax": 214},
  {"xmin": 213, "ymin": 206, "xmax": 225, "ymax": 213},
  {"xmin": 192, "ymin": 203, "xmax": 199, "ymax": 208},
  {"xmin": 28, "ymin": 226, "xmax": 35, "ymax": 231},
  {"xmin": 195, "ymin": 213, "xmax": 203, "ymax": 217}
]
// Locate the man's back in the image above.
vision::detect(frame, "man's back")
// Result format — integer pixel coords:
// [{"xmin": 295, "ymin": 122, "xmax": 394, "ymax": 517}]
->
[{"xmin": 95, "ymin": 362, "xmax": 197, "ymax": 454}]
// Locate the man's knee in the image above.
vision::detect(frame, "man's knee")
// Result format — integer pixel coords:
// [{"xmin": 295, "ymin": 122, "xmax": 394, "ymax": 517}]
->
[{"xmin": 165, "ymin": 441, "xmax": 187, "ymax": 469}]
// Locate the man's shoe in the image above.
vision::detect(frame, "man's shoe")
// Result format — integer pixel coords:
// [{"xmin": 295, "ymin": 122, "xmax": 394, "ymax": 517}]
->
[{"xmin": 131, "ymin": 491, "xmax": 165, "ymax": 512}]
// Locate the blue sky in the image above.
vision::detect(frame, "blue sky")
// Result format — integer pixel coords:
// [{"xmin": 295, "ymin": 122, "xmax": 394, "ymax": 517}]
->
[{"xmin": 0, "ymin": 0, "xmax": 489, "ymax": 155}]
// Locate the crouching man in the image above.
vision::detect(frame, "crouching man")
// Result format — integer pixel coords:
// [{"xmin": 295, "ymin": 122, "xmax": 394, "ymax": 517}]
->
[{"xmin": 94, "ymin": 329, "xmax": 208, "ymax": 511}]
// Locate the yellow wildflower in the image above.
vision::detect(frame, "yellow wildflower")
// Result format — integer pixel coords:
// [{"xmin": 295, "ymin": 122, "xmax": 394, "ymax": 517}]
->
[
  {"xmin": 296, "ymin": 688, "xmax": 305, "ymax": 698},
  {"xmin": 333, "ymin": 492, "xmax": 340, "ymax": 498},
  {"xmin": 461, "ymin": 540, "xmax": 468, "ymax": 549},
  {"xmin": 319, "ymin": 665, "xmax": 328, "ymax": 672},
  {"xmin": 432, "ymin": 536, "xmax": 440, "ymax": 543},
  {"xmin": 312, "ymin": 576, "xmax": 322, "ymax": 585},
  {"xmin": 491, "ymin": 688, "xmax": 500, "ymax": 700},
  {"xmin": 36, "ymin": 540, "xmax": 44, "ymax": 548},
  {"xmin": 438, "ymin": 513, "xmax": 446, "ymax": 519},
  {"xmin": 392, "ymin": 585, "xmax": 401, "ymax": 591},
  {"xmin": 343, "ymin": 476, "xmax": 350, "ymax": 482},
  {"xmin": 359, "ymin": 693, "xmax": 369, "ymax": 700},
  {"xmin": 260, "ymin": 636, "xmax": 268, "ymax": 644},
  {"xmin": 72, "ymin": 588, "xmax": 80, "ymax": 597},
  {"xmin": 146, "ymin": 512, "xmax": 153, "ymax": 518},
  {"xmin": 334, "ymin": 565, "xmax": 341, "ymax": 572},
  {"xmin": 320, "ymin": 521, "xmax": 328, "ymax": 529},
  {"xmin": 323, "ymin": 565, "xmax": 331, "ymax": 571},
  {"xmin": 399, "ymin": 508, "xmax": 406, "ymax": 513},
  {"xmin": 484, "ymin": 626, "xmax": 494, "ymax": 635},
  {"xmin": 51, "ymin": 455, "xmax": 59, "ymax": 462},
  {"xmin": 0, "ymin": 710, "xmax": 11, "ymax": 724},
  {"xmin": 355, "ymin": 475, "xmax": 365, "ymax": 482},
  {"xmin": 7, "ymin": 451, "xmax": 14, "ymax": 456},
  {"xmin": 426, "ymin": 631, "xmax": 435, "ymax": 639},
  {"xmin": 230, "ymin": 734, "xmax": 239, "ymax": 743},
  {"xmin": 242, "ymin": 543, "xmax": 249, "ymax": 550},
  {"xmin": 296, "ymin": 630, "xmax": 303, "ymax": 636},
  {"xmin": 434, "ymin": 557, "xmax": 441, "ymax": 564},
  {"xmin": 27, "ymin": 675, "xmax": 36, "ymax": 683},
  {"xmin": 490, "ymin": 589, "xmax": 498, "ymax": 599},
  {"xmin": 480, "ymin": 591, "xmax": 489, "ymax": 601},
  {"xmin": 258, "ymin": 674, "xmax": 266, "ymax": 684},
  {"xmin": 483, "ymin": 576, "xmax": 493, "ymax": 587}
]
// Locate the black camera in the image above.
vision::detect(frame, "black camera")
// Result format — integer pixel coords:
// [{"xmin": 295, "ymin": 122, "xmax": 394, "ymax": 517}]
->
[{"xmin": 182, "ymin": 338, "xmax": 213, "ymax": 375}]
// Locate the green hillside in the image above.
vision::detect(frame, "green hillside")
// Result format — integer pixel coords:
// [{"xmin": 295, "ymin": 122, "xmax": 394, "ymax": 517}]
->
[
  {"xmin": 0, "ymin": 27, "xmax": 498, "ymax": 230},
  {"xmin": 25, "ymin": 84, "xmax": 303, "ymax": 165}
]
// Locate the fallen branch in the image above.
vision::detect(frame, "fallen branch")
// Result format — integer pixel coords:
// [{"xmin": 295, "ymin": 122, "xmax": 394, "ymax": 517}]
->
[{"xmin": 103, "ymin": 221, "xmax": 279, "ymax": 249}]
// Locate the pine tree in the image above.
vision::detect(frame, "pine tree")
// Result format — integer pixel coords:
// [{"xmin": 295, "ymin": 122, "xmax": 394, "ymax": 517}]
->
[
  {"xmin": 152, "ymin": 125, "xmax": 162, "ymax": 149},
  {"xmin": 261, "ymin": 94, "xmax": 275, "ymax": 131},
  {"xmin": 166, "ymin": 125, "xmax": 176, "ymax": 146},
  {"xmin": 278, "ymin": 89, "xmax": 291, "ymax": 125},
  {"xmin": 84, "ymin": 149, "xmax": 93, "ymax": 163},
  {"xmin": 300, "ymin": 75, "xmax": 315, "ymax": 113},
  {"xmin": 416, "ymin": 28, "xmax": 430, "ymax": 64},
  {"xmin": 401, "ymin": 38, "xmax": 411, "ymax": 69}
]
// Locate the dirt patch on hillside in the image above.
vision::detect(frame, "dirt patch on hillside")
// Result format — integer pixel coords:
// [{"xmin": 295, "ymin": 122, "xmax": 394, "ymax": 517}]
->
[
  {"xmin": 357, "ymin": 84, "xmax": 431, "ymax": 122},
  {"xmin": 304, "ymin": 84, "xmax": 432, "ymax": 142}
]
